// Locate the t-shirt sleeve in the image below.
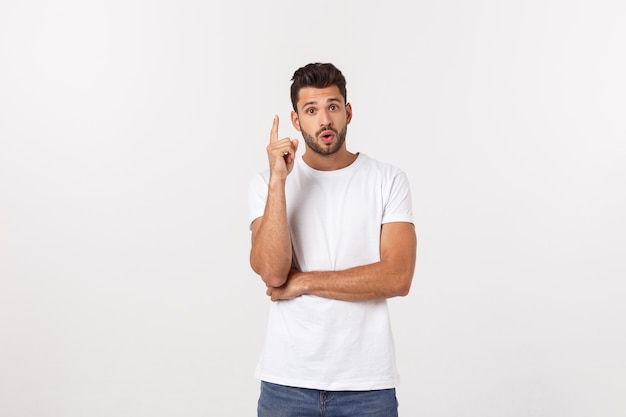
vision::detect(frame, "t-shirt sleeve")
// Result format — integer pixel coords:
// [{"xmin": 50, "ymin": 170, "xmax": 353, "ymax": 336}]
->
[
  {"xmin": 247, "ymin": 172, "xmax": 269, "ymax": 230},
  {"xmin": 382, "ymin": 170, "xmax": 414, "ymax": 225}
]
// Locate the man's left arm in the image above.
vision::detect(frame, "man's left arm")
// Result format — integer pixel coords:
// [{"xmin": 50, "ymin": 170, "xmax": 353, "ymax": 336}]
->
[{"xmin": 266, "ymin": 221, "xmax": 417, "ymax": 302}]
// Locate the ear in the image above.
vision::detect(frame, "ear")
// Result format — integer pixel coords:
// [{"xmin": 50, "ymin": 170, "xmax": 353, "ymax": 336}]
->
[
  {"xmin": 346, "ymin": 103, "xmax": 353, "ymax": 125},
  {"xmin": 291, "ymin": 111, "xmax": 301, "ymax": 131}
]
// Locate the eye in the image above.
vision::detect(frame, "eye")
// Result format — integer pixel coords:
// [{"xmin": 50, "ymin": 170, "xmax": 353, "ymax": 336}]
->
[
  {"xmin": 329, "ymin": 104, "xmax": 338, "ymax": 111},
  {"xmin": 306, "ymin": 108, "xmax": 316, "ymax": 114}
]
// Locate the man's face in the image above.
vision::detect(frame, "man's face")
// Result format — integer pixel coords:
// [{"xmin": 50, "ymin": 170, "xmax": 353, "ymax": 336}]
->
[{"xmin": 291, "ymin": 86, "xmax": 352, "ymax": 156}]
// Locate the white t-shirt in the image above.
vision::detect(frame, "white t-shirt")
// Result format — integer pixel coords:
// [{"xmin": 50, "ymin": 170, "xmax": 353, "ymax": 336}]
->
[{"xmin": 248, "ymin": 153, "xmax": 414, "ymax": 391}]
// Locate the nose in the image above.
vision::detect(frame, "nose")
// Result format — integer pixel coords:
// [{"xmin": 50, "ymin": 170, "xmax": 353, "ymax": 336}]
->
[{"xmin": 319, "ymin": 109, "xmax": 332, "ymax": 127}]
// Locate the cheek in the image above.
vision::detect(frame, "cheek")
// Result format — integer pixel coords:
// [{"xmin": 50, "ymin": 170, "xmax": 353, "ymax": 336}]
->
[{"xmin": 298, "ymin": 119, "xmax": 314, "ymax": 133}]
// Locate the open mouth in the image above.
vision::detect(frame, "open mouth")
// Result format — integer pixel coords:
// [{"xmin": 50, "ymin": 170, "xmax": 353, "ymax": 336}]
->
[{"xmin": 319, "ymin": 131, "xmax": 335, "ymax": 144}]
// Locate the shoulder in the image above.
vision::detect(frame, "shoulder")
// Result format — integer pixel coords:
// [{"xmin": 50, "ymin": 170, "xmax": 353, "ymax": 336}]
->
[{"xmin": 357, "ymin": 153, "xmax": 407, "ymax": 178}]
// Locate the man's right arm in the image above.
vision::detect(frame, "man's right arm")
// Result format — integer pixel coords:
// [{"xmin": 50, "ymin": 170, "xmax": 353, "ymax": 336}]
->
[
  {"xmin": 249, "ymin": 115, "xmax": 299, "ymax": 287},
  {"xmin": 250, "ymin": 178, "xmax": 292, "ymax": 287}
]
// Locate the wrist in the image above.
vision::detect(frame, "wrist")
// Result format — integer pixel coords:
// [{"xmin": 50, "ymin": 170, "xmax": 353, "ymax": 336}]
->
[
  {"xmin": 294, "ymin": 270, "xmax": 313, "ymax": 296},
  {"xmin": 268, "ymin": 174, "xmax": 287, "ymax": 188}
]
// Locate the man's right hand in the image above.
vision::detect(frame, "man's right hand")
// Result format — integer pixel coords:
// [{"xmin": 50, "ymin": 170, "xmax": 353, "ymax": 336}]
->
[{"xmin": 266, "ymin": 115, "xmax": 299, "ymax": 180}]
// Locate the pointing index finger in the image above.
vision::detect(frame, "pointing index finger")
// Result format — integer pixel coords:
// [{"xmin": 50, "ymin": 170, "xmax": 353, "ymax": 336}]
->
[{"xmin": 270, "ymin": 115, "xmax": 279, "ymax": 143}]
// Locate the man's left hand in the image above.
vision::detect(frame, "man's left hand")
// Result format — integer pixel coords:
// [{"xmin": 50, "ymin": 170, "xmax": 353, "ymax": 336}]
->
[{"xmin": 266, "ymin": 269, "xmax": 303, "ymax": 301}]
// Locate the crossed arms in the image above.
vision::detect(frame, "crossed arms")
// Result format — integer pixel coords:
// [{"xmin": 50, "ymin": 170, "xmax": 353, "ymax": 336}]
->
[{"xmin": 249, "ymin": 177, "xmax": 417, "ymax": 303}]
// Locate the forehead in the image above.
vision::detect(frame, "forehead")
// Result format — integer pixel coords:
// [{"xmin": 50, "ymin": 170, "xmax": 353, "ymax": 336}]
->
[{"xmin": 297, "ymin": 85, "xmax": 344, "ymax": 108}]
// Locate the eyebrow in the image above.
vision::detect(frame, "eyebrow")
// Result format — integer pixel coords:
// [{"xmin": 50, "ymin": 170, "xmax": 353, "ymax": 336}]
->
[{"xmin": 302, "ymin": 97, "xmax": 343, "ymax": 108}]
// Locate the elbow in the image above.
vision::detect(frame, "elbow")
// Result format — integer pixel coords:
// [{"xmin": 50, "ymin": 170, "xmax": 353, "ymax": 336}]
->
[
  {"xmin": 394, "ymin": 272, "xmax": 414, "ymax": 297},
  {"xmin": 250, "ymin": 251, "xmax": 289, "ymax": 287},
  {"xmin": 262, "ymin": 274, "xmax": 287, "ymax": 288},
  {"xmin": 393, "ymin": 253, "xmax": 416, "ymax": 297},
  {"xmin": 251, "ymin": 263, "xmax": 287, "ymax": 287},
  {"xmin": 251, "ymin": 262, "xmax": 287, "ymax": 288},
  {"xmin": 395, "ymin": 282, "xmax": 411, "ymax": 297}
]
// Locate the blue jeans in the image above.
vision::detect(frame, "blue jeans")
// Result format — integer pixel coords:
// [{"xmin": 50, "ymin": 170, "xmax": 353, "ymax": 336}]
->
[{"xmin": 257, "ymin": 381, "xmax": 399, "ymax": 417}]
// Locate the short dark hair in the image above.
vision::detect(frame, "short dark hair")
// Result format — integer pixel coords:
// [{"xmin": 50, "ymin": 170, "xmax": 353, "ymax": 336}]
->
[{"xmin": 290, "ymin": 63, "xmax": 347, "ymax": 112}]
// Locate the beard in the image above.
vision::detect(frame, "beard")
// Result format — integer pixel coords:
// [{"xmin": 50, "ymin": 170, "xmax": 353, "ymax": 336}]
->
[{"xmin": 301, "ymin": 125, "xmax": 347, "ymax": 156}]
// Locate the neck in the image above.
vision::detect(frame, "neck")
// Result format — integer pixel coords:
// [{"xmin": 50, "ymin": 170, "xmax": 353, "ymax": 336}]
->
[{"xmin": 302, "ymin": 148, "xmax": 358, "ymax": 171}]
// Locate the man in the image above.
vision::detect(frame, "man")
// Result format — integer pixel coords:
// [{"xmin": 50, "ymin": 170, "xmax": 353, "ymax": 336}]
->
[{"xmin": 248, "ymin": 62, "xmax": 417, "ymax": 417}]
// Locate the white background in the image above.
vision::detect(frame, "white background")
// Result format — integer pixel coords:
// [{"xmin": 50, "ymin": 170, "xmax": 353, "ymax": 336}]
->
[{"xmin": 1, "ymin": 1, "xmax": 625, "ymax": 416}]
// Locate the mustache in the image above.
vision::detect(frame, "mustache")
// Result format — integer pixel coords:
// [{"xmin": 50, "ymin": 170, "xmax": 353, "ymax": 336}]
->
[{"xmin": 316, "ymin": 126, "xmax": 339, "ymax": 136}]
